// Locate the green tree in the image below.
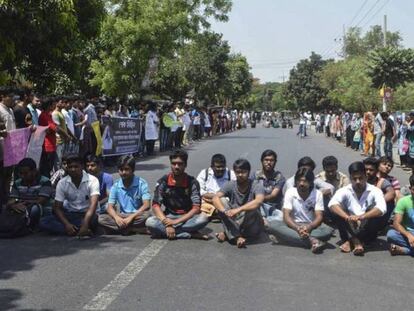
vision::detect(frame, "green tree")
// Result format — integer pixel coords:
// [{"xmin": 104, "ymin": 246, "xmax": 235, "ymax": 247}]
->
[
  {"xmin": 320, "ymin": 57, "xmax": 379, "ymax": 112},
  {"xmin": 0, "ymin": 0, "xmax": 105, "ymax": 93},
  {"xmin": 285, "ymin": 52, "xmax": 329, "ymax": 111},
  {"xmin": 221, "ymin": 53, "xmax": 252, "ymax": 106},
  {"xmin": 366, "ymin": 47, "xmax": 414, "ymax": 89},
  {"xmin": 343, "ymin": 25, "xmax": 402, "ymax": 58},
  {"xmin": 89, "ymin": 0, "xmax": 231, "ymax": 98}
]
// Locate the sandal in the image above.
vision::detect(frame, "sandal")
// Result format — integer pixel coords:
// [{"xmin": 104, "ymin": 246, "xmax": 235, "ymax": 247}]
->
[
  {"xmin": 389, "ymin": 244, "xmax": 407, "ymax": 256},
  {"xmin": 339, "ymin": 241, "xmax": 352, "ymax": 253},
  {"xmin": 310, "ymin": 239, "xmax": 326, "ymax": 254},
  {"xmin": 215, "ymin": 232, "xmax": 227, "ymax": 243}
]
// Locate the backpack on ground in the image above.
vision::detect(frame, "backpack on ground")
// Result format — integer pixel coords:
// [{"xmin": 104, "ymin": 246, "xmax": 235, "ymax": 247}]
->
[{"xmin": 0, "ymin": 208, "xmax": 31, "ymax": 238}]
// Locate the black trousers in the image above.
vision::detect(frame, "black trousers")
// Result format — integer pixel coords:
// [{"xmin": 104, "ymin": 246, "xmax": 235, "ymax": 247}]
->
[{"xmin": 333, "ymin": 215, "xmax": 385, "ymax": 244}]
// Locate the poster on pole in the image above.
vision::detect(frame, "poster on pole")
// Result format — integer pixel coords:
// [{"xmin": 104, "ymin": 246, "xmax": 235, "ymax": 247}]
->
[{"xmin": 101, "ymin": 116, "xmax": 141, "ymax": 156}]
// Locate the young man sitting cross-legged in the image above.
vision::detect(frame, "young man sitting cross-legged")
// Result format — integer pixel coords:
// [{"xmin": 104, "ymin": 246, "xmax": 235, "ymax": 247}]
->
[{"xmin": 213, "ymin": 159, "xmax": 265, "ymax": 248}]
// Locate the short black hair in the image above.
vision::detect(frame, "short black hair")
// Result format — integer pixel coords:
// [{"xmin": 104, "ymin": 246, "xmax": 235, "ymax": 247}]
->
[
  {"xmin": 233, "ymin": 158, "xmax": 251, "ymax": 172},
  {"xmin": 85, "ymin": 154, "xmax": 102, "ymax": 165},
  {"xmin": 297, "ymin": 156, "xmax": 315, "ymax": 171},
  {"xmin": 322, "ymin": 156, "xmax": 338, "ymax": 169},
  {"xmin": 41, "ymin": 97, "xmax": 54, "ymax": 111},
  {"xmin": 66, "ymin": 154, "xmax": 84, "ymax": 166},
  {"xmin": 294, "ymin": 167, "xmax": 315, "ymax": 190},
  {"xmin": 117, "ymin": 155, "xmax": 136, "ymax": 170},
  {"xmin": 261, "ymin": 149, "xmax": 277, "ymax": 161},
  {"xmin": 409, "ymin": 174, "xmax": 414, "ymax": 187},
  {"xmin": 363, "ymin": 157, "xmax": 379, "ymax": 170},
  {"xmin": 17, "ymin": 158, "xmax": 37, "ymax": 170},
  {"xmin": 211, "ymin": 154, "xmax": 226, "ymax": 166},
  {"xmin": 348, "ymin": 161, "xmax": 366, "ymax": 175},
  {"xmin": 169, "ymin": 149, "xmax": 188, "ymax": 165},
  {"xmin": 0, "ymin": 86, "xmax": 15, "ymax": 97},
  {"xmin": 378, "ymin": 156, "xmax": 394, "ymax": 167}
]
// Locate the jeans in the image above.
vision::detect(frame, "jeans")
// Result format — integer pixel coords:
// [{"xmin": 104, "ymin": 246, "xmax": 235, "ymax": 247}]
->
[
  {"xmin": 375, "ymin": 133, "xmax": 382, "ymax": 157},
  {"xmin": 387, "ymin": 228, "xmax": 414, "ymax": 255},
  {"xmin": 39, "ymin": 211, "xmax": 98, "ymax": 235},
  {"xmin": 145, "ymin": 213, "xmax": 209, "ymax": 239},
  {"xmin": 267, "ymin": 220, "xmax": 333, "ymax": 248},
  {"xmin": 384, "ymin": 137, "xmax": 393, "ymax": 158}
]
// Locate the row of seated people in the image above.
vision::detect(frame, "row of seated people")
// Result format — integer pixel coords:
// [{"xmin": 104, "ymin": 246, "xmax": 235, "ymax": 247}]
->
[{"xmin": 1, "ymin": 149, "xmax": 413, "ymax": 256}]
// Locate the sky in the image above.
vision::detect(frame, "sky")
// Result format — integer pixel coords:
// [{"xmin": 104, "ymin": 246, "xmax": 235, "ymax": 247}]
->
[{"xmin": 210, "ymin": 0, "xmax": 414, "ymax": 83}]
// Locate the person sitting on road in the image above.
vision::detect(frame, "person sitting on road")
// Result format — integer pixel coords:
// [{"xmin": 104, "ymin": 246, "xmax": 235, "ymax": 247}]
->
[
  {"xmin": 378, "ymin": 156, "xmax": 402, "ymax": 201},
  {"xmin": 316, "ymin": 156, "xmax": 349, "ymax": 192},
  {"xmin": 39, "ymin": 154, "xmax": 100, "ymax": 236},
  {"xmin": 363, "ymin": 157, "xmax": 396, "ymax": 241},
  {"xmin": 5, "ymin": 158, "xmax": 53, "ymax": 230},
  {"xmin": 328, "ymin": 161, "xmax": 387, "ymax": 256},
  {"xmin": 98, "ymin": 155, "xmax": 151, "ymax": 235},
  {"xmin": 283, "ymin": 156, "xmax": 334, "ymax": 196},
  {"xmin": 196, "ymin": 153, "xmax": 236, "ymax": 218},
  {"xmin": 213, "ymin": 159, "xmax": 265, "ymax": 248},
  {"xmin": 269, "ymin": 167, "xmax": 333, "ymax": 253},
  {"xmin": 145, "ymin": 149, "xmax": 209, "ymax": 240},
  {"xmin": 85, "ymin": 154, "xmax": 113, "ymax": 214},
  {"xmin": 251, "ymin": 149, "xmax": 285, "ymax": 228},
  {"xmin": 387, "ymin": 175, "xmax": 414, "ymax": 256},
  {"xmin": 315, "ymin": 155, "xmax": 349, "ymax": 223}
]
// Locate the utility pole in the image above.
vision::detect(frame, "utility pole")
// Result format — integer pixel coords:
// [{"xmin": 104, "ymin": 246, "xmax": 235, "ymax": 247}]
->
[
  {"xmin": 343, "ymin": 24, "xmax": 346, "ymax": 58},
  {"xmin": 383, "ymin": 14, "xmax": 387, "ymax": 111},
  {"xmin": 279, "ymin": 71, "xmax": 286, "ymax": 83}
]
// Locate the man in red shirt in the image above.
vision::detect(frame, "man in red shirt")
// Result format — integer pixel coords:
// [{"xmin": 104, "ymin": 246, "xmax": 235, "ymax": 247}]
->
[{"xmin": 38, "ymin": 97, "xmax": 57, "ymax": 178}]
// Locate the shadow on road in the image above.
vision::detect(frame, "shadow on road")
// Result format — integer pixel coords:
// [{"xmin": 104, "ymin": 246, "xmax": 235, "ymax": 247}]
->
[{"xmin": 0, "ymin": 234, "xmax": 131, "ymax": 281}]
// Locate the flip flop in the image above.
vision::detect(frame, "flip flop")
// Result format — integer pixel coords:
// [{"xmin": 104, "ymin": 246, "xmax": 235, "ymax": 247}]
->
[
  {"xmin": 339, "ymin": 241, "xmax": 351, "ymax": 253},
  {"xmin": 353, "ymin": 245, "xmax": 365, "ymax": 256},
  {"xmin": 311, "ymin": 240, "xmax": 326, "ymax": 254},
  {"xmin": 215, "ymin": 232, "xmax": 227, "ymax": 243}
]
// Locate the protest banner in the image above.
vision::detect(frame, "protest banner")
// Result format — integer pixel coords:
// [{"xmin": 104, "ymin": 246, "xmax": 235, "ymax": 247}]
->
[
  {"xmin": 3, "ymin": 128, "xmax": 31, "ymax": 167},
  {"xmin": 101, "ymin": 116, "xmax": 141, "ymax": 156},
  {"xmin": 26, "ymin": 126, "xmax": 48, "ymax": 167}
]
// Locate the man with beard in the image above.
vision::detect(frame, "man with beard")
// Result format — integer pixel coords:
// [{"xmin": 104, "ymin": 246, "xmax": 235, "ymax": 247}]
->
[
  {"xmin": 269, "ymin": 167, "xmax": 332, "ymax": 253},
  {"xmin": 363, "ymin": 157, "xmax": 395, "ymax": 241},
  {"xmin": 146, "ymin": 149, "xmax": 209, "ymax": 240},
  {"xmin": 196, "ymin": 154, "xmax": 236, "ymax": 218},
  {"xmin": 252, "ymin": 150, "xmax": 285, "ymax": 228},
  {"xmin": 329, "ymin": 162, "xmax": 386, "ymax": 256}
]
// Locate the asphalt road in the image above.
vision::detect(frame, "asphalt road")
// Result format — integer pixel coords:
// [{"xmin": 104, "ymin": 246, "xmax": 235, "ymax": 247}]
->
[{"xmin": 1, "ymin": 125, "xmax": 412, "ymax": 311}]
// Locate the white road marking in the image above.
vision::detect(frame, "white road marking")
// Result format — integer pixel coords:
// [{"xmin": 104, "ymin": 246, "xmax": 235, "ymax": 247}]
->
[{"xmin": 83, "ymin": 240, "xmax": 168, "ymax": 310}]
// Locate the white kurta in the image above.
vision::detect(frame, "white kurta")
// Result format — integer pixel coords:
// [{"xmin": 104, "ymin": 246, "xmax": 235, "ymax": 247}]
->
[{"xmin": 145, "ymin": 110, "xmax": 159, "ymax": 140}]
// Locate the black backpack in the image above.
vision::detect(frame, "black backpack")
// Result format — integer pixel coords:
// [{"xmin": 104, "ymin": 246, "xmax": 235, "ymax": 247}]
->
[{"xmin": 0, "ymin": 208, "xmax": 31, "ymax": 238}]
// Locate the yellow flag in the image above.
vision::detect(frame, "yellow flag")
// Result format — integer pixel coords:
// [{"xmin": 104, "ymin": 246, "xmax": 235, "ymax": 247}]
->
[
  {"xmin": 92, "ymin": 121, "xmax": 103, "ymax": 156},
  {"xmin": 379, "ymin": 84, "xmax": 385, "ymax": 97}
]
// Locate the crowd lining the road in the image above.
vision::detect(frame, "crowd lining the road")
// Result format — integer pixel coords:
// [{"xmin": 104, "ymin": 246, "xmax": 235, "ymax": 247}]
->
[{"xmin": 2, "ymin": 87, "xmax": 414, "ymax": 256}]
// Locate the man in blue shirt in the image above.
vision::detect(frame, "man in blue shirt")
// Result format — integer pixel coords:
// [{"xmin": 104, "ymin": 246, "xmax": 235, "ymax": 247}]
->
[
  {"xmin": 85, "ymin": 154, "xmax": 113, "ymax": 213},
  {"xmin": 98, "ymin": 155, "xmax": 151, "ymax": 235}
]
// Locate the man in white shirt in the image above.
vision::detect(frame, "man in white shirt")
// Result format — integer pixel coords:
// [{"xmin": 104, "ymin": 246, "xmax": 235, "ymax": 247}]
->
[
  {"xmin": 39, "ymin": 154, "xmax": 100, "ymax": 236},
  {"xmin": 270, "ymin": 167, "xmax": 333, "ymax": 253},
  {"xmin": 197, "ymin": 154, "xmax": 236, "ymax": 217},
  {"xmin": 329, "ymin": 161, "xmax": 387, "ymax": 255}
]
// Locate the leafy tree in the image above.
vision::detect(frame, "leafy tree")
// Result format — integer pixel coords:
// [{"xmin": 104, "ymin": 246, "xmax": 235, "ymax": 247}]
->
[
  {"xmin": 392, "ymin": 83, "xmax": 414, "ymax": 111},
  {"xmin": 0, "ymin": 0, "xmax": 105, "ymax": 93},
  {"xmin": 343, "ymin": 25, "xmax": 402, "ymax": 58},
  {"xmin": 285, "ymin": 52, "xmax": 329, "ymax": 111},
  {"xmin": 220, "ymin": 53, "xmax": 252, "ymax": 105},
  {"xmin": 89, "ymin": 0, "xmax": 231, "ymax": 97},
  {"xmin": 366, "ymin": 47, "xmax": 414, "ymax": 89},
  {"xmin": 320, "ymin": 57, "xmax": 379, "ymax": 112}
]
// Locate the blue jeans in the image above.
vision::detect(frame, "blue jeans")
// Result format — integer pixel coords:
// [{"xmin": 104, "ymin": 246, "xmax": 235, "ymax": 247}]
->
[
  {"xmin": 39, "ymin": 211, "xmax": 98, "ymax": 235},
  {"xmin": 384, "ymin": 137, "xmax": 393, "ymax": 158},
  {"xmin": 375, "ymin": 133, "xmax": 382, "ymax": 157},
  {"xmin": 145, "ymin": 213, "xmax": 209, "ymax": 239},
  {"xmin": 387, "ymin": 228, "xmax": 414, "ymax": 255}
]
